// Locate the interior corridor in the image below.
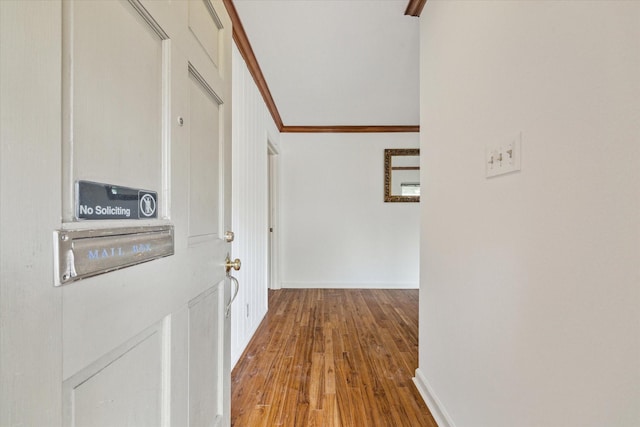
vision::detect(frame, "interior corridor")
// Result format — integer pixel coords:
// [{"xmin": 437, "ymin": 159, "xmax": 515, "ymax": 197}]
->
[{"xmin": 231, "ymin": 289, "xmax": 437, "ymax": 426}]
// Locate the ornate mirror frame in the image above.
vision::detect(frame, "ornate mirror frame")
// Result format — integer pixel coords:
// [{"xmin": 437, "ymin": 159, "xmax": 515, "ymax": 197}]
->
[{"xmin": 384, "ymin": 148, "xmax": 420, "ymax": 203}]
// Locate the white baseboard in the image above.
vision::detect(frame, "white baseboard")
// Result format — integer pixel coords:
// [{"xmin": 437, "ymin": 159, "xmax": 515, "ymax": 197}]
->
[
  {"xmin": 281, "ymin": 281, "xmax": 418, "ymax": 289},
  {"xmin": 413, "ymin": 368, "xmax": 456, "ymax": 427}
]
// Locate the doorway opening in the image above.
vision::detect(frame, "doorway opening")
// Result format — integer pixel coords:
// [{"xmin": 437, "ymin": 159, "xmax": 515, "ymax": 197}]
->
[{"xmin": 267, "ymin": 141, "xmax": 280, "ymax": 290}]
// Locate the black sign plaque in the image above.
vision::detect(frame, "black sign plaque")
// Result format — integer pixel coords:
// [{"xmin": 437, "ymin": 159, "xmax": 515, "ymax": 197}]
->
[{"xmin": 76, "ymin": 181, "xmax": 158, "ymax": 220}]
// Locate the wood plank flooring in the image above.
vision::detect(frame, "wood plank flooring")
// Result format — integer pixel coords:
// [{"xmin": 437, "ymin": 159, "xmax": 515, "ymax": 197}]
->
[{"xmin": 231, "ymin": 289, "xmax": 437, "ymax": 427}]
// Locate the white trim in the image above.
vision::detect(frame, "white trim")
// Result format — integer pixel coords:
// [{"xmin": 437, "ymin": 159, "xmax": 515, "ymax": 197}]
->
[
  {"xmin": 281, "ymin": 281, "xmax": 418, "ymax": 289},
  {"xmin": 267, "ymin": 136, "xmax": 280, "ymax": 155},
  {"xmin": 413, "ymin": 368, "xmax": 456, "ymax": 427},
  {"xmin": 267, "ymin": 141, "xmax": 281, "ymax": 290},
  {"xmin": 127, "ymin": 0, "xmax": 169, "ymax": 40}
]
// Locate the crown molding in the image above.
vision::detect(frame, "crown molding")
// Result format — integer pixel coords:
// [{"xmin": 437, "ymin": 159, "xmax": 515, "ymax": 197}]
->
[
  {"xmin": 282, "ymin": 125, "xmax": 419, "ymax": 133},
  {"xmin": 223, "ymin": 0, "xmax": 284, "ymax": 130},
  {"xmin": 224, "ymin": 0, "xmax": 420, "ymax": 134},
  {"xmin": 405, "ymin": 0, "xmax": 427, "ymax": 17}
]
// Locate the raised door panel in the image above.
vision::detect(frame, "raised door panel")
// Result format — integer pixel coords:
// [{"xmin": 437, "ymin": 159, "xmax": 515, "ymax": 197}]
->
[
  {"xmin": 188, "ymin": 67, "xmax": 222, "ymax": 239},
  {"xmin": 67, "ymin": 0, "xmax": 165, "ymax": 210},
  {"xmin": 188, "ymin": 0, "xmax": 222, "ymax": 69},
  {"xmin": 64, "ymin": 323, "xmax": 166, "ymax": 427},
  {"xmin": 189, "ymin": 287, "xmax": 224, "ymax": 426},
  {"xmin": 184, "ymin": 0, "xmax": 229, "ymax": 118}
]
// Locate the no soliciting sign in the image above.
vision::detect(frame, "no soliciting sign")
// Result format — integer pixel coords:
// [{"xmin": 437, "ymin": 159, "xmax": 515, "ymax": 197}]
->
[{"xmin": 76, "ymin": 181, "xmax": 158, "ymax": 220}]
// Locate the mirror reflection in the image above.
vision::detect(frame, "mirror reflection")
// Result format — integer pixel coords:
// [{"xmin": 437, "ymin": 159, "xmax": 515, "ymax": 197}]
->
[{"xmin": 384, "ymin": 148, "xmax": 420, "ymax": 202}]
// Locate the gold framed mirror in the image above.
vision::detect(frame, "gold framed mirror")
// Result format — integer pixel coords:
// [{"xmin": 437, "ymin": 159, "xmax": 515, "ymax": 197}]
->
[{"xmin": 384, "ymin": 148, "xmax": 420, "ymax": 203}]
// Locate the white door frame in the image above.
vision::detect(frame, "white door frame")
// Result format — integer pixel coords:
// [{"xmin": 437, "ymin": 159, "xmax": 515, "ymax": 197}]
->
[{"xmin": 267, "ymin": 139, "xmax": 281, "ymax": 290}]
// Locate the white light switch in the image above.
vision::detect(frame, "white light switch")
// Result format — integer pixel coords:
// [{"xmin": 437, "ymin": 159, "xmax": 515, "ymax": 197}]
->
[{"xmin": 486, "ymin": 133, "xmax": 521, "ymax": 178}]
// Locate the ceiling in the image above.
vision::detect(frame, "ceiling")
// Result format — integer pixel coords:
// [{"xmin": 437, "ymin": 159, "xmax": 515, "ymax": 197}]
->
[{"xmin": 232, "ymin": 0, "xmax": 420, "ymax": 128}]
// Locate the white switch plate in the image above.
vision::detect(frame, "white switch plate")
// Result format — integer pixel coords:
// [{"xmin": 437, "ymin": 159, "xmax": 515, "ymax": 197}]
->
[{"xmin": 486, "ymin": 133, "xmax": 521, "ymax": 178}]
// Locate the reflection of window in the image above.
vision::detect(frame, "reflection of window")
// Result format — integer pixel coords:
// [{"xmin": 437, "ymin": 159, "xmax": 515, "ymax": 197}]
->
[{"xmin": 401, "ymin": 183, "xmax": 420, "ymax": 196}]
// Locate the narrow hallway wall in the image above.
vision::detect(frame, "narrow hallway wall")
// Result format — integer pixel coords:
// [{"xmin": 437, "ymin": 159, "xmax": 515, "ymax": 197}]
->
[
  {"xmin": 231, "ymin": 44, "xmax": 280, "ymax": 367},
  {"xmin": 416, "ymin": 2, "xmax": 640, "ymax": 426}
]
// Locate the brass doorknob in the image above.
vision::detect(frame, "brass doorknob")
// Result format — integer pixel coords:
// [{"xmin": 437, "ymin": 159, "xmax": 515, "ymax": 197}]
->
[{"xmin": 225, "ymin": 257, "xmax": 241, "ymax": 273}]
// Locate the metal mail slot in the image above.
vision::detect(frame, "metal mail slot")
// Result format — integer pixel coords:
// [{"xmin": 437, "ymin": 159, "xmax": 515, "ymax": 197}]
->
[{"xmin": 54, "ymin": 225, "xmax": 174, "ymax": 286}]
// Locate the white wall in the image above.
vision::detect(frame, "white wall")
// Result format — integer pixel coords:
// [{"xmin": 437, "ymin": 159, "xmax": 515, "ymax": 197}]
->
[
  {"xmin": 415, "ymin": 2, "xmax": 640, "ymax": 427},
  {"xmin": 280, "ymin": 133, "xmax": 419, "ymax": 289},
  {"xmin": 231, "ymin": 44, "xmax": 280, "ymax": 367}
]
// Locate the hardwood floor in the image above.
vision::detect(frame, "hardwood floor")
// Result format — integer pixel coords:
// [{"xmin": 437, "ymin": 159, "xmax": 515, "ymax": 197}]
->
[{"xmin": 231, "ymin": 289, "xmax": 437, "ymax": 427}]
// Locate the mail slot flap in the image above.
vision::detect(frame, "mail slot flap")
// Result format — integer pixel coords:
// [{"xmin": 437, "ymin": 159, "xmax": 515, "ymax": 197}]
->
[{"xmin": 54, "ymin": 225, "xmax": 174, "ymax": 286}]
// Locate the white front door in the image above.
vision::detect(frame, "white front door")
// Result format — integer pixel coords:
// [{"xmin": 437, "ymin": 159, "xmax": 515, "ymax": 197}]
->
[{"xmin": 0, "ymin": 1, "xmax": 234, "ymax": 425}]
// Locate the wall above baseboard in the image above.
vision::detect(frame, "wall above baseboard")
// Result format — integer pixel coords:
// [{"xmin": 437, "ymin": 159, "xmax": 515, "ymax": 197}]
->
[{"xmin": 282, "ymin": 282, "xmax": 419, "ymax": 290}]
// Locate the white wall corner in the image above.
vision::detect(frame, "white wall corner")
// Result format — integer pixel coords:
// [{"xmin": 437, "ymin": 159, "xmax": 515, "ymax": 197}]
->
[{"xmin": 413, "ymin": 369, "xmax": 456, "ymax": 427}]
